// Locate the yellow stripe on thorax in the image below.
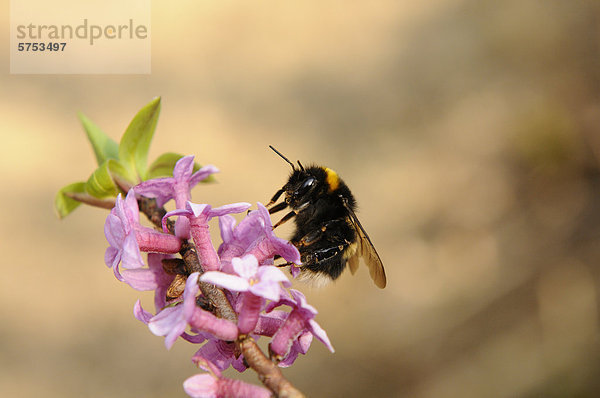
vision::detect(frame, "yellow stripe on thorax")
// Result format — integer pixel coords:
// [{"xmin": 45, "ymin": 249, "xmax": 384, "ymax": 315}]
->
[{"xmin": 324, "ymin": 167, "xmax": 339, "ymax": 192}]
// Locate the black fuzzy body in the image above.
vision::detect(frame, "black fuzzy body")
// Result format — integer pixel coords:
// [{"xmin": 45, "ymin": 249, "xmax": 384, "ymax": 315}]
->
[{"xmin": 278, "ymin": 165, "xmax": 358, "ymax": 282}]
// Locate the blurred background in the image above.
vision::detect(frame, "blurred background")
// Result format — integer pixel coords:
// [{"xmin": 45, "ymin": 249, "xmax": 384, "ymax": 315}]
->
[{"xmin": 2, "ymin": 0, "xmax": 600, "ymax": 396}]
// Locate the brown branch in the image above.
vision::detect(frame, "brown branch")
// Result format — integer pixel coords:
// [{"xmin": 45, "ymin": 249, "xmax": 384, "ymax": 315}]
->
[
  {"xmin": 137, "ymin": 196, "xmax": 304, "ymax": 397},
  {"xmin": 138, "ymin": 196, "xmax": 169, "ymax": 231},
  {"xmin": 239, "ymin": 337, "xmax": 305, "ymax": 398}
]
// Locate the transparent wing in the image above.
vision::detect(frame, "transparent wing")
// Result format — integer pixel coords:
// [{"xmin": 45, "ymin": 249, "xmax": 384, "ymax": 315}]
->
[{"xmin": 343, "ymin": 202, "xmax": 387, "ymax": 289}]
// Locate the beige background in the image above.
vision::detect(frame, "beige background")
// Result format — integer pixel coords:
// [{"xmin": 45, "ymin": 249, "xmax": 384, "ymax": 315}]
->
[{"xmin": 2, "ymin": 1, "xmax": 600, "ymax": 397}]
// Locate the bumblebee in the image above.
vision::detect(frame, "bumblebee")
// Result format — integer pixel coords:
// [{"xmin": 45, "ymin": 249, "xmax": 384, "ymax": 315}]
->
[{"xmin": 266, "ymin": 146, "xmax": 386, "ymax": 289}]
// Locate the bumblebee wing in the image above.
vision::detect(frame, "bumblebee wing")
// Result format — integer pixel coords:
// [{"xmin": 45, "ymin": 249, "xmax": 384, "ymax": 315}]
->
[
  {"xmin": 343, "ymin": 202, "xmax": 387, "ymax": 289},
  {"xmin": 347, "ymin": 251, "xmax": 360, "ymax": 275}
]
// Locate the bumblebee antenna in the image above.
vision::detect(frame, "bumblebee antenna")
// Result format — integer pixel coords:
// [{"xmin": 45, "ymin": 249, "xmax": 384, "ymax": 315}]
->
[
  {"xmin": 269, "ymin": 145, "xmax": 296, "ymax": 170},
  {"xmin": 297, "ymin": 160, "xmax": 305, "ymax": 171}
]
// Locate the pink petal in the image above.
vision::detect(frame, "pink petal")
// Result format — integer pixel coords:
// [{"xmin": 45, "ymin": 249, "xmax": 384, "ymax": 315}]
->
[
  {"xmin": 104, "ymin": 246, "xmax": 119, "ymax": 269},
  {"xmin": 290, "ymin": 289, "xmax": 317, "ymax": 315},
  {"xmin": 174, "ymin": 216, "xmax": 191, "ymax": 239},
  {"xmin": 149, "ymin": 306, "xmax": 187, "ymax": 349},
  {"xmin": 250, "ymin": 281, "xmax": 282, "ymax": 302},
  {"xmin": 148, "ymin": 306, "xmax": 180, "ymax": 336},
  {"xmin": 182, "ymin": 332, "xmax": 209, "ymax": 345},
  {"xmin": 162, "ymin": 208, "xmax": 192, "ymax": 232},
  {"xmin": 104, "ymin": 213, "xmax": 124, "ymax": 248},
  {"xmin": 297, "ymin": 330, "xmax": 314, "ymax": 354},
  {"xmin": 183, "ymin": 272, "xmax": 201, "ymax": 320},
  {"xmin": 254, "ymin": 311, "xmax": 288, "ymax": 337},
  {"xmin": 120, "ymin": 233, "xmax": 145, "ymax": 269},
  {"xmin": 218, "ymin": 215, "xmax": 236, "ymax": 244},
  {"xmin": 192, "ymin": 340, "xmax": 235, "ymax": 371},
  {"xmin": 200, "ymin": 272, "xmax": 250, "ymax": 292},
  {"xmin": 290, "ymin": 264, "xmax": 301, "ymax": 278},
  {"xmin": 278, "ymin": 342, "xmax": 300, "ymax": 368},
  {"xmin": 255, "ymin": 203, "xmax": 272, "ymax": 227},
  {"xmin": 232, "ymin": 255, "xmax": 258, "ymax": 280},
  {"xmin": 133, "ymin": 300, "xmax": 154, "ymax": 324},
  {"xmin": 308, "ymin": 319, "xmax": 334, "ymax": 353},
  {"xmin": 231, "ymin": 355, "xmax": 248, "ymax": 373},
  {"xmin": 173, "ymin": 155, "xmax": 195, "ymax": 181},
  {"xmin": 257, "ymin": 266, "xmax": 291, "ymax": 286},
  {"xmin": 134, "ymin": 178, "xmax": 175, "ymax": 207},
  {"xmin": 209, "ymin": 202, "xmax": 252, "ymax": 217},
  {"xmin": 183, "ymin": 374, "xmax": 218, "ymax": 398},
  {"xmin": 121, "ymin": 268, "xmax": 158, "ymax": 291},
  {"xmin": 123, "ymin": 189, "xmax": 140, "ymax": 224},
  {"xmin": 189, "ymin": 164, "xmax": 219, "ymax": 186},
  {"xmin": 192, "ymin": 352, "xmax": 223, "ymax": 376},
  {"xmin": 269, "ymin": 236, "xmax": 301, "ymax": 264}
]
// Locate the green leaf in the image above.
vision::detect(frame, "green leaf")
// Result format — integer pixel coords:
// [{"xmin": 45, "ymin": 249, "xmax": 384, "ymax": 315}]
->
[
  {"xmin": 54, "ymin": 182, "xmax": 86, "ymax": 218},
  {"xmin": 85, "ymin": 159, "xmax": 131, "ymax": 199},
  {"xmin": 119, "ymin": 97, "xmax": 161, "ymax": 181},
  {"xmin": 147, "ymin": 152, "xmax": 216, "ymax": 182},
  {"xmin": 78, "ymin": 113, "xmax": 119, "ymax": 166}
]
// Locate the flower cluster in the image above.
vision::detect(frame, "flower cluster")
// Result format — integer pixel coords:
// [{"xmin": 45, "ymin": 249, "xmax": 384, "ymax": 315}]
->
[{"xmin": 103, "ymin": 155, "xmax": 334, "ymax": 397}]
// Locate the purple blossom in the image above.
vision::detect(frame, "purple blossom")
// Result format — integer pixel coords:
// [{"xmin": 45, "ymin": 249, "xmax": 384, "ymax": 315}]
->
[
  {"xmin": 266, "ymin": 289, "xmax": 334, "ymax": 358},
  {"xmin": 201, "ymin": 255, "xmax": 290, "ymax": 334},
  {"xmin": 104, "ymin": 190, "xmax": 182, "ymax": 281},
  {"xmin": 102, "ymin": 164, "xmax": 333, "ymax": 395},
  {"xmin": 192, "ymin": 339, "xmax": 247, "ymax": 373},
  {"xmin": 278, "ymin": 331, "xmax": 313, "ymax": 368},
  {"xmin": 133, "ymin": 299, "xmax": 208, "ymax": 345},
  {"xmin": 147, "ymin": 272, "xmax": 238, "ymax": 349},
  {"xmin": 135, "ymin": 155, "xmax": 219, "ymax": 238},
  {"xmin": 121, "ymin": 253, "xmax": 175, "ymax": 311},
  {"xmin": 183, "ymin": 373, "xmax": 271, "ymax": 398},
  {"xmin": 185, "ymin": 355, "xmax": 265, "ymax": 397},
  {"xmin": 133, "ymin": 300, "xmax": 154, "ymax": 324},
  {"xmin": 163, "ymin": 201, "xmax": 251, "ymax": 271},
  {"xmin": 201, "ymin": 255, "xmax": 290, "ymax": 301},
  {"xmin": 218, "ymin": 203, "xmax": 301, "ymax": 273},
  {"xmin": 104, "ymin": 190, "xmax": 145, "ymax": 280},
  {"xmin": 253, "ymin": 310, "xmax": 313, "ymax": 368}
]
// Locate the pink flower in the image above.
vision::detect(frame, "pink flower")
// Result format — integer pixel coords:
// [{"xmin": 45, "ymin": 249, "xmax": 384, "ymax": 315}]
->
[
  {"xmin": 121, "ymin": 253, "xmax": 175, "ymax": 311},
  {"xmin": 201, "ymin": 255, "xmax": 290, "ymax": 301},
  {"xmin": 184, "ymin": 357, "xmax": 269, "ymax": 398},
  {"xmin": 183, "ymin": 373, "xmax": 270, "ymax": 398},
  {"xmin": 218, "ymin": 203, "xmax": 301, "ymax": 270},
  {"xmin": 147, "ymin": 272, "xmax": 238, "ymax": 349},
  {"xmin": 253, "ymin": 310, "xmax": 313, "ymax": 368},
  {"xmin": 135, "ymin": 156, "xmax": 218, "ymax": 238},
  {"xmin": 191, "ymin": 340, "xmax": 247, "ymax": 373},
  {"xmin": 104, "ymin": 190, "xmax": 182, "ymax": 281},
  {"xmin": 163, "ymin": 201, "xmax": 251, "ymax": 271},
  {"xmin": 266, "ymin": 289, "xmax": 334, "ymax": 357},
  {"xmin": 201, "ymin": 255, "xmax": 290, "ymax": 334}
]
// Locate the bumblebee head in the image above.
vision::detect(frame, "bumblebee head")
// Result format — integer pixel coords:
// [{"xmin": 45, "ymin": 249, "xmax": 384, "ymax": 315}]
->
[
  {"xmin": 284, "ymin": 168, "xmax": 319, "ymax": 205},
  {"xmin": 269, "ymin": 145, "xmax": 324, "ymax": 208}
]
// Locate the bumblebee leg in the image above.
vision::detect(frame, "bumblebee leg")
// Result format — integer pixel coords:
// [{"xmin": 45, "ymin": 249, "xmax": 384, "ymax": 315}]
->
[
  {"xmin": 297, "ymin": 228, "xmax": 323, "ymax": 247},
  {"xmin": 304, "ymin": 245, "xmax": 347, "ymax": 267},
  {"xmin": 273, "ymin": 210, "xmax": 297, "ymax": 228},
  {"xmin": 297, "ymin": 219, "xmax": 346, "ymax": 247},
  {"xmin": 268, "ymin": 201, "xmax": 288, "ymax": 215},
  {"xmin": 266, "ymin": 188, "xmax": 285, "ymax": 208}
]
